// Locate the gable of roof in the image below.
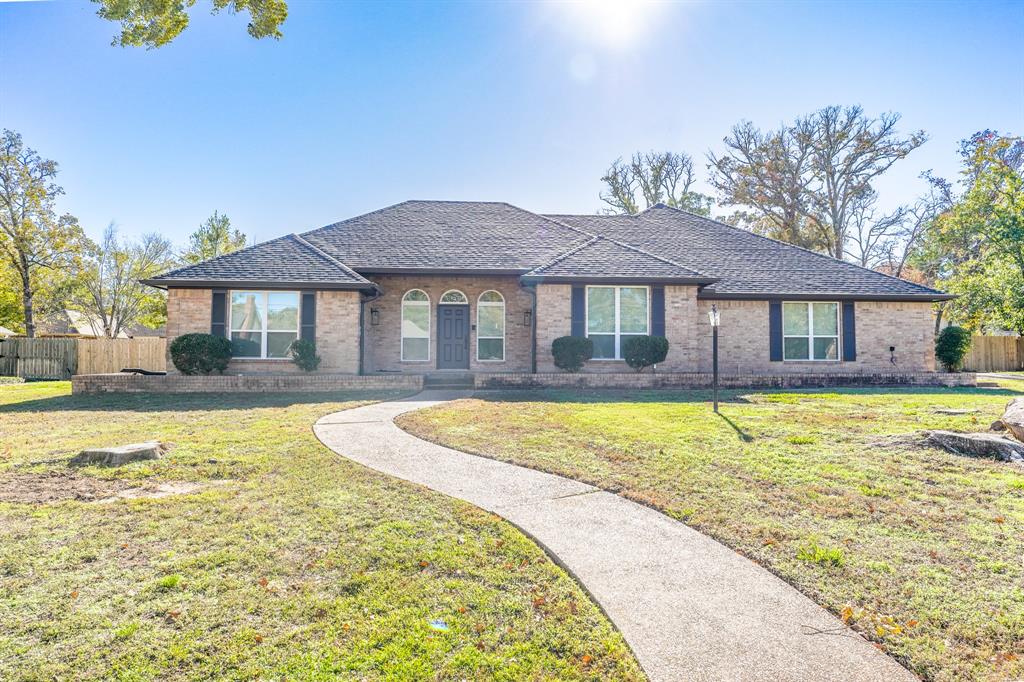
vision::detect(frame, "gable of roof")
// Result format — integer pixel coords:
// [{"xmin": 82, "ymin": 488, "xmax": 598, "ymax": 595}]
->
[
  {"xmin": 522, "ymin": 234, "xmax": 715, "ymax": 283},
  {"xmin": 144, "ymin": 233, "xmax": 373, "ymax": 289}
]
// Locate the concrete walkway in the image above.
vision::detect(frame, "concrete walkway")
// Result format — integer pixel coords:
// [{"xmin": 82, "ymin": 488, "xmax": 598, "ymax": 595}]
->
[{"xmin": 314, "ymin": 391, "xmax": 916, "ymax": 682}]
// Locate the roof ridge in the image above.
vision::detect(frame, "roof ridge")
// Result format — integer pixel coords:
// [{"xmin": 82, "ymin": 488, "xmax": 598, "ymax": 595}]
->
[
  {"xmin": 642, "ymin": 205, "xmax": 945, "ymax": 295},
  {"xmin": 289, "ymin": 233, "xmax": 370, "ymax": 284},
  {"xmin": 598, "ymin": 233, "xmax": 704, "ymax": 275},
  {"xmin": 300, "ymin": 199, "xmax": 415, "ymax": 239},
  {"xmin": 524, "ymin": 235, "xmax": 600, "ymax": 275}
]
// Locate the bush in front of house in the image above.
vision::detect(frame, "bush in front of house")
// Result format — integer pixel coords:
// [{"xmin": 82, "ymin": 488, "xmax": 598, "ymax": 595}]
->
[
  {"xmin": 552, "ymin": 336, "xmax": 593, "ymax": 373},
  {"xmin": 622, "ymin": 335, "xmax": 669, "ymax": 372},
  {"xmin": 169, "ymin": 333, "xmax": 232, "ymax": 375},
  {"xmin": 288, "ymin": 338, "xmax": 321, "ymax": 372},
  {"xmin": 935, "ymin": 326, "xmax": 972, "ymax": 372}
]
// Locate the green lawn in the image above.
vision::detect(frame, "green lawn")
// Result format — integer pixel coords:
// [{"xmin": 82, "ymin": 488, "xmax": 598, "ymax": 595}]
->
[
  {"xmin": 399, "ymin": 383, "xmax": 1024, "ymax": 682},
  {"xmin": 0, "ymin": 382, "xmax": 642, "ymax": 681}
]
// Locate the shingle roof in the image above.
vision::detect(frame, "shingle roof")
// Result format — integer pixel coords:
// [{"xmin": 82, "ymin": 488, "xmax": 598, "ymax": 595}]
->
[
  {"xmin": 147, "ymin": 200, "xmax": 951, "ymax": 300},
  {"xmin": 546, "ymin": 205, "xmax": 951, "ymax": 300},
  {"xmin": 523, "ymin": 235, "xmax": 713, "ymax": 283},
  {"xmin": 144, "ymin": 233, "xmax": 373, "ymax": 289},
  {"xmin": 299, "ymin": 200, "xmax": 588, "ymax": 271}
]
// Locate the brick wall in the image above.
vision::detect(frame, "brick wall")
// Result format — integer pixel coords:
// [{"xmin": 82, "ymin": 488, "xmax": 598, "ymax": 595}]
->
[
  {"xmin": 694, "ymin": 299, "xmax": 936, "ymax": 374},
  {"xmin": 362, "ymin": 275, "xmax": 533, "ymax": 373},
  {"xmin": 165, "ymin": 287, "xmax": 360, "ymax": 375},
  {"xmin": 535, "ymin": 283, "xmax": 571, "ymax": 372}
]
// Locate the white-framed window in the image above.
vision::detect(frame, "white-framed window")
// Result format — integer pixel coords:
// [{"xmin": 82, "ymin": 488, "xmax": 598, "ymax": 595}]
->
[
  {"xmin": 229, "ymin": 291, "xmax": 300, "ymax": 359},
  {"xmin": 401, "ymin": 289, "xmax": 430, "ymax": 361},
  {"xmin": 477, "ymin": 290, "xmax": 505, "ymax": 361},
  {"xmin": 783, "ymin": 301, "xmax": 840, "ymax": 361},
  {"xmin": 586, "ymin": 285, "xmax": 649, "ymax": 360},
  {"xmin": 440, "ymin": 289, "xmax": 469, "ymax": 304}
]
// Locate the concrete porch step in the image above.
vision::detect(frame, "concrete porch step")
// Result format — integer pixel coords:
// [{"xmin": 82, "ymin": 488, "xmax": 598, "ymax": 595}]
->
[{"xmin": 424, "ymin": 372, "xmax": 474, "ymax": 389}]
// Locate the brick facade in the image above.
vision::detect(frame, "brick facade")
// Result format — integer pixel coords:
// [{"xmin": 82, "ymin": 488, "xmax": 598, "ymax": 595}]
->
[
  {"xmin": 164, "ymin": 283, "xmax": 938, "ymax": 378},
  {"xmin": 475, "ymin": 371, "xmax": 974, "ymax": 390},
  {"xmin": 73, "ymin": 372, "xmax": 421, "ymax": 394},
  {"xmin": 165, "ymin": 287, "xmax": 360, "ymax": 374},
  {"xmin": 362, "ymin": 275, "xmax": 533, "ymax": 373}
]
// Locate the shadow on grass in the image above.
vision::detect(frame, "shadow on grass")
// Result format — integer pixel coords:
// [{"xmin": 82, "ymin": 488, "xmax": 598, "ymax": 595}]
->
[
  {"xmin": 471, "ymin": 384, "xmax": 1021, "ymax": 405},
  {"xmin": 0, "ymin": 390, "xmax": 412, "ymax": 415},
  {"xmin": 718, "ymin": 413, "xmax": 756, "ymax": 442}
]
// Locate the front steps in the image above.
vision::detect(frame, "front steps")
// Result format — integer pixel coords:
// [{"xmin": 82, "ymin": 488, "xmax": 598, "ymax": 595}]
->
[{"xmin": 423, "ymin": 372, "xmax": 474, "ymax": 390}]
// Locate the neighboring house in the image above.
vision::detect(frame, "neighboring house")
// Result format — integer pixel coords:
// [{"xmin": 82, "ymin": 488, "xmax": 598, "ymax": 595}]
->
[{"xmin": 143, "ymin": 201, "xmax": 953, "ymax": 376}]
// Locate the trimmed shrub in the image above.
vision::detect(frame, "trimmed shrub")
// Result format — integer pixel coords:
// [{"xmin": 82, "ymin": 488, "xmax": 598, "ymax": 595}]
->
[
  {"xmin": 288, "ymin": 338, "xmax": 321, "ymax": 372},
  {"xmin": 552, "ymin": 336, "xmax": 593, "ymax": 373},
  {"xmin": 935, "ymin": 326, "xmax": 972, "ymax": 372},
  {"xmin": 622, "ymin": 335, "xmax": 669, "ymax": 372},
  {"xmin": 169, "ymin": 333, "xmax": 232, "ymax": 375}
]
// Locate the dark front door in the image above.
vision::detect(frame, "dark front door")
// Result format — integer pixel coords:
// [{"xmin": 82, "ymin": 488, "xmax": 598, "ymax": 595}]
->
[{"xmin": 437, "ymin": 304, "xmax": 469, "ymax": 369}]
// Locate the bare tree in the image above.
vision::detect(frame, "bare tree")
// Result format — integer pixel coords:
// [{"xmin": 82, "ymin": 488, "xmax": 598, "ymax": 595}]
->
[
  {"xmin": 843, "ymin": 190, "xmax": 906, "ymax": 268},
  {"xmin": 0, "ymin": 130, "xmax": 84, "ymax": 337},
  {"xmin": 709, "ymin": 106, "xmax": 927, "ymax": 259},
  {"xmin": 600, "ymin": 151, "xmax": 713, "ymax": 215},
  {"xmin": 74, "ymin": 224, "xmax": 174, "ymax": 338}
]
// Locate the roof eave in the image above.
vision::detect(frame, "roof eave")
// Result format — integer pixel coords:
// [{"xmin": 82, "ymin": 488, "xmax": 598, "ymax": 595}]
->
[
  {"xmin": 140, "ymin": 279, "xmax": 376, "ymax": 291},
  {"xmin": 520, "ymin": 275, "xmax": 719, "ymax": 285},
  {"xmin": 354, "ymin": 267, "xmax": 529, "ymax": 276},
  {"xmin": 697, "ymin": 291, "xmax": 956, "ymax": 302}
]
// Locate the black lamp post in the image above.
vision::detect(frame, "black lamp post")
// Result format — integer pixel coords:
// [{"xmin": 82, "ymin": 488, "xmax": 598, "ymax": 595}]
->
[{"xmin": 708, "ymin": 304, "xmax": 720, "ymax": 413}]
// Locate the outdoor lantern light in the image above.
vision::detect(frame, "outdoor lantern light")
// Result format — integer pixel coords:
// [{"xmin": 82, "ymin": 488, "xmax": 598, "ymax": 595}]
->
[
  {"xmin": 370, "ymin": 308, "xmax": 380, "ymax": 326},
  {"xmin": 708, "ymin": 304, "xmax": 720, "ymax": 413},
  {"xmin": 523, "ymin": 310, "xmax": 533, "ymax": 327}
]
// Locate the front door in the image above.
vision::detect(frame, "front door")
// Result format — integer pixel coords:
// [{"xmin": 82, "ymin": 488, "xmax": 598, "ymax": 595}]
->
[{"xmin": 437, "ymin": 304, "xmax": 469, "ymax": 369}]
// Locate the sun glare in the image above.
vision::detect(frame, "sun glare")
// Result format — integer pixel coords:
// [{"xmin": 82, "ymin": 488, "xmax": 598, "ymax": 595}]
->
[{"xmin": 549, "ymin": 0, "xmax": 667, "ymax": 50}]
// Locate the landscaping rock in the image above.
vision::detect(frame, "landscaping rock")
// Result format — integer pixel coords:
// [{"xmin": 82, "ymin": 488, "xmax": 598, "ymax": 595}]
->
[
  {"xmin": 69, "ymin": 442, "xmax": 166, "ymax": 467},
  {"xmin": 927, "ymin": 430, "xmax": 1024, "ymax": 463},
  {"xmin": 990, "ymin": 420, "xmax": 1007, "ymax": 432},
  {"xmin": 1001, "ymin": 398, "xmax": 1024, "ymax": 442}
]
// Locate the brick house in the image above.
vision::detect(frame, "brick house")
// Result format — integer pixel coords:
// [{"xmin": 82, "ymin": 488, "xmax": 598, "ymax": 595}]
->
[{"xmin": 144, "ymin": 201, "xmax": 953, "ymax": 377}]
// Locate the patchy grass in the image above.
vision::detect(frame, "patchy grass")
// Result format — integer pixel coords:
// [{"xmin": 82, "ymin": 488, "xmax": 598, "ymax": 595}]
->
[
  {"xmin": 399, "ymin": 383, "xmax": 1024, "ymax": 682},
  {"xmin": 0, "ymin": 382, "xmax": 643, "ymax": 681}
]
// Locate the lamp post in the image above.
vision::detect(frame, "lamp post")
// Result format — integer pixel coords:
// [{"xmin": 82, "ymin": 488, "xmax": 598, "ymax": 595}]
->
[{"xmin": 708, "ymin": 304, "xmax": 720, "ymax": 413}]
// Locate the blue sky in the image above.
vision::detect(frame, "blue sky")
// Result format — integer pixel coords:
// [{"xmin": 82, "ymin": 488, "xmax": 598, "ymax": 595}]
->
[{"xmin": 1, "ymin": 0, "xmax": 1021, "ymax": 246}]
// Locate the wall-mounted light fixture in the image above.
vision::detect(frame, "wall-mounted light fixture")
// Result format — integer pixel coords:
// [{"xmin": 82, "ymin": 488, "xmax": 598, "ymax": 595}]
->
[
  {"xmin": 370, "ymin": 308, "xmax": 380, "ymax": 326},
  {"xmin": 523, "ymin": 310, "xmax": 533, "ymax": 327}
]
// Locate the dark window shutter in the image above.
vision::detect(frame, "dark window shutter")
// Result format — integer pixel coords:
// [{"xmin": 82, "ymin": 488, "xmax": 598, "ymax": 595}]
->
[
  {"xmin": 651, "ymin": 286, "xmax": 665, "ymax": 337},
  {"xmin": 842, "ymin": 301, "xmax": 856, "ymax": 361},
  {"xmin": 769, "ymin": 300, "xmax": 783, "ymax": 361},
  {"xmin": 301, "ymin": 291, "xmax": 316, "ymax": 341},
  {"xmin": 210, "ymin": 290, "xmax": 227, "ymax": 338},
  {"xmin": 570, "ymin": 286, "xmax": 585, "ymax": 337}
]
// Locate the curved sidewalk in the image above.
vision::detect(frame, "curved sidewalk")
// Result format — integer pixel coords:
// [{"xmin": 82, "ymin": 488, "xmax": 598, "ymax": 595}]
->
[{"xmin": 314, "ymin": 391, "xmax": 916, "ymax": 682}]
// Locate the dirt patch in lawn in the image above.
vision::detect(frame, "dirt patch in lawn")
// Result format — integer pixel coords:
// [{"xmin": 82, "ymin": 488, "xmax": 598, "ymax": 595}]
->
[{"xmin": 0, "ymin": 470, "xmax": 205, "ymax": 504}]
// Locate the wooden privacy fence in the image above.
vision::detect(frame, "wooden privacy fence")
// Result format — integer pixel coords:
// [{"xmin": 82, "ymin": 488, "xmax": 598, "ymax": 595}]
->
[
  {"xmin": 0, "ymin": 337, "xmax": 166, "ymax": 379},
  {"xmin": 77, "ymin": 338, "xmax": 167, "ymax": 375},
  {"xmin": 0, "ymin": 338, "xmax": 78, "ymax": 380},
  {"xmin": 962, "ymin": 335, "xmax": 1024, "ymax": 373}
]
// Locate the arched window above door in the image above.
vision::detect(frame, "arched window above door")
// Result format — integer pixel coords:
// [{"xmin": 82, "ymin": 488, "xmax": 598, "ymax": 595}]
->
[{"xmin": 440, "ymin": 290, "xmax": 469, "ymax": 304}]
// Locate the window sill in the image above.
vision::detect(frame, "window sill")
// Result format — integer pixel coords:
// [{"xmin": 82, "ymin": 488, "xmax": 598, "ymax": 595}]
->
[{"xmin": 231, "ymin": 357, "xmax": 292, "ymax": 362}]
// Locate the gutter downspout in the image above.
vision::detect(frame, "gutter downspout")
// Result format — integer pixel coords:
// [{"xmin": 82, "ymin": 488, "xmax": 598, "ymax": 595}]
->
[{"xmin": 359, "ymin": 285, "xmax": 382, "ymax": 376}]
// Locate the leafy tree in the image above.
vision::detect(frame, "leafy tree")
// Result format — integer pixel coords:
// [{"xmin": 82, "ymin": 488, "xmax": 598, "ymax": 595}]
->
[
  {"xmin": 72, "ymin": 224, "xmax": 175, "ymax": 338},
  {"xmin": 935, "ymin": 326, "xmax": 972, "ymax": 372},
  {"xmin": 0, "ymin": 130, "xmax": 86, "ymax": 338},
  {"xmin": 0, "ymin": 260, "xmax": 22, "ymax": 333},
  {"xmin": 94, "ymin": 0, "xmax": 288, "ymax": 49},
  {"xmin": 709, "ymin": 106, "xmax": 927, "ymax": 258},
  {"xmin": 182, "ymin": 210, "xmax": 247, "ymax": 264},
  {"xmin": 910, "ymin": 131, "xmax": 1023, "ymax": 333},
  {"xmin": 600, "ymin": 151, "xmax": 713, "ymax": 216}
]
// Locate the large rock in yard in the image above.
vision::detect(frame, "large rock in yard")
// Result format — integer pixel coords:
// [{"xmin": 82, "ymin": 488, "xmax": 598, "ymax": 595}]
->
[
  {"xmin": 927, "ymin": 430, "xmax": 1024, "ymax": 463},
  {"xmin": 1001, "ymin": 398, "xmax": 1024, "ymax": 442},
  {"xmin": 69, "ymin": 442, "xmax": 166, "ymax": 467}
]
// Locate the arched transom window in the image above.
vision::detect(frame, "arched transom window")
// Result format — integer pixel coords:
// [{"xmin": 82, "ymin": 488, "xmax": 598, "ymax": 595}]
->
[
  {"xmin": 477, "ymin": 290, "xmax": 505, "ymax": 361},
  {"xmin": 440, "ymin": 289, "xmax": 469, "ymax": 304},
  {"xmin": 401, "ymin": 289, "xmax": 430, "ymax": 361}
]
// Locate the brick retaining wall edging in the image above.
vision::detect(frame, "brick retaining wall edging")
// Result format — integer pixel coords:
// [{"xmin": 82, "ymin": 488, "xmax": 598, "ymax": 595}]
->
[
  {"xmin": 474, "ymin": 372, "xmax": 977, "ymax": 390},
  {"xmin": 72, "ymin": 373, "xmax": 424, "ymax": 395}
]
